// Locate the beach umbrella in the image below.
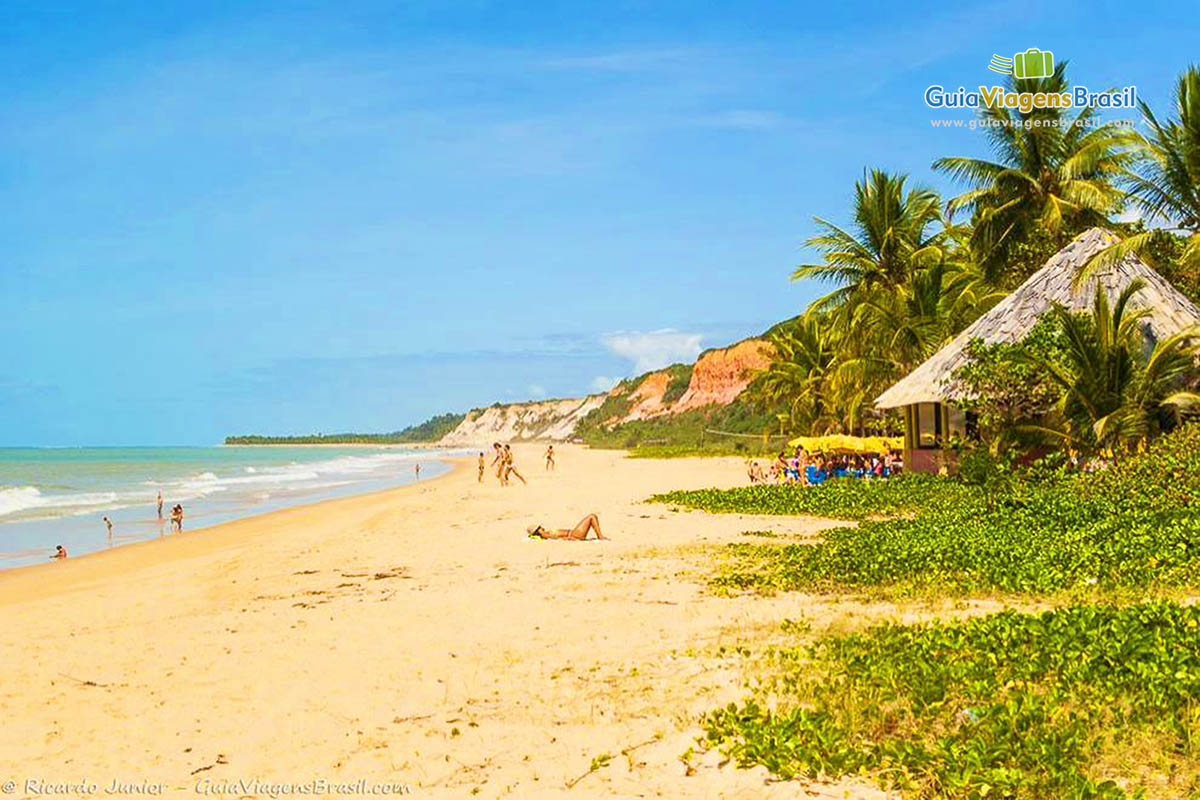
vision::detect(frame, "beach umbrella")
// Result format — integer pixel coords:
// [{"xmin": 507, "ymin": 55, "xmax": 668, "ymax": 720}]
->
[{"xmin": 787, "ymin": 434, "xmax": 903, "ymax": 453}]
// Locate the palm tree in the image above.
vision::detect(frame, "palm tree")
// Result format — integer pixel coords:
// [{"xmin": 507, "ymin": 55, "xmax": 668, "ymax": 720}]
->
[
  {"xmin": 837, "ymin": 261, "xmax": 954, "ymax": 376},
  {"xmin": 793, "ymin": 169, "xmax": 946, "ymax": 309},
  {"xmin": 1028, "ymin": 279, "xmax": 1199, "ymax": 454},
  {"xmin": 748, "ymin": 314, "xmax": 841, "ymax": 434},
  {"xmin": 933, "ymin": 62, "xmax": 1137, "ymax": 283},
  {"xmin": 1080, "ymin": 66, "xmax": 1200, "ymax": 283}
]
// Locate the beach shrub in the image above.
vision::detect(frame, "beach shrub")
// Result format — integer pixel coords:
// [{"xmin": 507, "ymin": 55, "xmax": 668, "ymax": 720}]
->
[
  {"xmin": 954, "ymin": 444, "xmax": 1016, "ymax": 510},
  {"xmin": 702, "ymin": 602, "xmax": 1200, "ymax": 797},
  {"xmin": 950, "ymin": 318, "xmax": 1065, "ymax": 451}
]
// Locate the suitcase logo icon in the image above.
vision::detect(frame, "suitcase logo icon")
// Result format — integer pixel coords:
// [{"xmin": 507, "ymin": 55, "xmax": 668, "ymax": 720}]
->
[
  {"xmin": 987, "ymin": 49, "xmax": 1054, "ymax": 79},
  {"xmin": 1013, "ymin": 48, "xmax": 1054, "ymax": 79}
]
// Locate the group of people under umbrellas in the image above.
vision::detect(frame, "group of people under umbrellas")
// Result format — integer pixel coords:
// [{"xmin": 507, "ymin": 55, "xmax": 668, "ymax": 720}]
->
[{"xmin": 747, "ymin": 444, "xmax": 901, "ymax": 486}]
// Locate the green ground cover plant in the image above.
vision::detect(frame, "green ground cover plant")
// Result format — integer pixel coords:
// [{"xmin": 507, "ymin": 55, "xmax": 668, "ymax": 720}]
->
[
  {"xmin": 653, "ymin": 473, "xmax": 964, "ymax": 519},
  {"xmin": 656, "ymin": 425, "xmax": 1200, "ymax": 594},
  {"xmin": 626, "ymin": 442, "xmax": 771, "ymax": 459},
  {"xmin": 701, "ymin": 601, "xmax": 1200, "ymax": 797}
]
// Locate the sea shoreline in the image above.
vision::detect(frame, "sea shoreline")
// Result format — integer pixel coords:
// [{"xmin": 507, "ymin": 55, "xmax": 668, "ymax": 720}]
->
[
  {"xmin": 0, "ymin": 445, "xmax": 464, "ymax": 570},
  {"xmin": 0, "ymin": 455, "xmax": 468, "ymax": 594}
]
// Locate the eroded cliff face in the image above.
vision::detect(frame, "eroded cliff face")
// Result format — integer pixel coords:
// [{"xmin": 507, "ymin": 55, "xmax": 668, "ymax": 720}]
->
[
  {"xmin": 670, "ymin": 339, "xmax": 774, "ymax": 414},
  {"xmin": 620, "ymin": 370, "xmax": 673, "ymax": 422},
  {"xmin": 436, "ymin": 336, "xmax": 774, "ymax": 443},
  {"xmin": 438, "ymin": 395, "xmax": 605, "ymax": 445}
]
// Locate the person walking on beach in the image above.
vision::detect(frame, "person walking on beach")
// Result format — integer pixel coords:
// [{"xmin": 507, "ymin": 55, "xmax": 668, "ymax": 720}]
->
[
  {"xmin": 545, "ymin": 445, "xmax": 555, "ymax": 471},
  {"xmin": 170, "ymin": 504, "xmax": 184, "ymax": 532},
  {"xmin": 503, "ymin": 444, "xmax": 527, "ymax": 485},
  {"xmin": 477, "ymin": 452, "xmax": 485, "ymax": 483},
  {"xmin": 415, "ymin": 463, "xmax": 421, "ymax": 479},
  {"xmin": 103, "ymin": 516, "xmax": 113, "ymax": 541},
  {"xmin": 156, "ymin": 490, "xmax": 164, "ymax": 520},
  {"xmin": 491, "ymin": 443, "xmax": 507, "ymax": 486}
]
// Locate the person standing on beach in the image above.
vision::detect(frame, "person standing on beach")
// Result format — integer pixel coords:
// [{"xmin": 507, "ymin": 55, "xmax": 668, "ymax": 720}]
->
[
  {"xmin": 170, "ymin": 504, "xmax": 184, "ymax": 532},
  {"xmin": 103, "ymin": 516, "xmax": 113, "ymax": 541},
  {"xmin": 156, "ymin": 490, "xmax": 164, "ymax": 520},
  {"xmin": 477, "ymin": 453, "xmax": 485, "ymax": 483},
  {"xmin": 491, "ymin": 443, "xmax": 507, "ymax": 486},
  {"xmin": 503, "ymin": 444, "xmax": 527, "ymax": 485},
  {"xmin": 545, "ymin": 445, "xmax": 555, "ymax": 471},
  {"xmin": 415, "ymin": 463, "xmax": 421, "ymax": 479}
]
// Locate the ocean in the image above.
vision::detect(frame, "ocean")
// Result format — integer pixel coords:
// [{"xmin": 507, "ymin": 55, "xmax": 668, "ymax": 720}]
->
[{"xmin": 0, "ymin": 445, "xmax": 463, "ymax": 568}]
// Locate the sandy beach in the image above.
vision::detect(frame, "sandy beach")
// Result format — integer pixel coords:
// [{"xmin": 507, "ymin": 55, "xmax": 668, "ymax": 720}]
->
[{"xmin": 0, "ymin": 444, "xmax": 889, "ymax": 799}]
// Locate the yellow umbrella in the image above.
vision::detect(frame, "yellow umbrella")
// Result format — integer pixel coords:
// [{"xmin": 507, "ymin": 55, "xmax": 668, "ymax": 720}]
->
[{"xmin": 787, "ymin": 434, "xmax": 903, "ymax": 454}]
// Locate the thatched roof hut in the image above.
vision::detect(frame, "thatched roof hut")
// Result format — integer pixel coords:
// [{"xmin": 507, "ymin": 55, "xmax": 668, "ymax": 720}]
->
[{"xmin": 876, "ymin": 227, "xmax": 1200, "ymax": 410}]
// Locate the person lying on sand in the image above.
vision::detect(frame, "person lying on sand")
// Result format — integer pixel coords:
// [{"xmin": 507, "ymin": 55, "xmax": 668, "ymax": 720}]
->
[{"xmin": 526, "ymin": 513, "xmax": 607, "ymax": 541}]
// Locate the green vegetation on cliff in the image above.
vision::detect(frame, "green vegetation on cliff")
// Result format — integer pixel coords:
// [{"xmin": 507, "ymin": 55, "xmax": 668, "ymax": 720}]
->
[{"xmin": 576, "ymin": 399, "xmax": 779, "ymax": 453}]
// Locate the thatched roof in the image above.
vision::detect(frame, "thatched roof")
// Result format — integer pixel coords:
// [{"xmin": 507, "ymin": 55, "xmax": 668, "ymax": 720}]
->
[{"xmin": 875, "ymin": 227, "xmax": 1200, "ymax": 409}]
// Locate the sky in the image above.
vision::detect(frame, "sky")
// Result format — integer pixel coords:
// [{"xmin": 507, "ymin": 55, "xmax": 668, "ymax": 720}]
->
[{"xmin": 2, "ymin": 0, "xmax": 1197, "ymax": 445}]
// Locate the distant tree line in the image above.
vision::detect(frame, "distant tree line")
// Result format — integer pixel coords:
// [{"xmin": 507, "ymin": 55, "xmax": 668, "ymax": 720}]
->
[{"xmin": 224, "ymin": 413, "xmax": 465, "ymax": 445}]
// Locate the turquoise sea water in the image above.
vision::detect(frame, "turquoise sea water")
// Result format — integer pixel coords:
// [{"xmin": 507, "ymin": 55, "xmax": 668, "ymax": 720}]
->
[{"xmin": 0, "ymin": 446, "xmax": 459, "ymax": 568}]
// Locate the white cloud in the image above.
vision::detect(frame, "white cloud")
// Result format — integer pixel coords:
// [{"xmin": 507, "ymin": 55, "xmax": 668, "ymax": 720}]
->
[
  {"xmin": 601, "ymin": 329, "xmax": 703, "ymax": 373},
  {"xmin": 1115, "ymin": 207, "xmax": 1144, "ymax": 224},
  {"xmin": 589, "ymin": 375, "xmax": 618, "ymax": 392}
]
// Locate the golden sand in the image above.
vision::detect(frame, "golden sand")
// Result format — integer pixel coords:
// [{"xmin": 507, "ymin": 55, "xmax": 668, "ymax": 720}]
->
[{"xmin": 0, "ymin": 444, "xmax": 889, "ymax": 798}]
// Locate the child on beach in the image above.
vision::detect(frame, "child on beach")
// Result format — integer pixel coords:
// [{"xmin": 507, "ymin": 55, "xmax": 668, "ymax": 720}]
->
[{"xmin": 51, "ymin": 545, "xmax": 67, "ymax": 560}]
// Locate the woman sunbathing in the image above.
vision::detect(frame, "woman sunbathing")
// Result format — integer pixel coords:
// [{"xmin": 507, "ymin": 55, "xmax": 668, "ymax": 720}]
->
[{"xmin": 527, "ymin": 513, "xmax": 607, "ymax": 540}]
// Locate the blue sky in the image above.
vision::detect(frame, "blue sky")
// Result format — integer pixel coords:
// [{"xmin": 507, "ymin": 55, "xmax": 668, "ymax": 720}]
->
[{"xmin": 2, "ymin": 0, "xmax": 1196, "ymax": 445}]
